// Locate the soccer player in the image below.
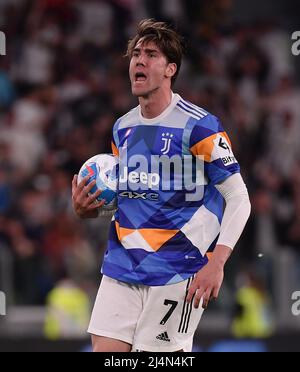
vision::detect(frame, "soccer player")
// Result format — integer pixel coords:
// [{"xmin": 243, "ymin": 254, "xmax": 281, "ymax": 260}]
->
[{"xmin": 72, "ymin": 19, "xmax": 251, "ymax": 352}]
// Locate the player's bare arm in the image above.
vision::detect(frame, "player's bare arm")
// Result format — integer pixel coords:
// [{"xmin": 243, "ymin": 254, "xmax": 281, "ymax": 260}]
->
[
  {"xmin": 187, "ymin": 245, "xmax": 232, "ymax": 309},
  {"xmin": 72, "ymin": 175, "xmax": 106, "ymax": 219},
  {"xmin": 187, "ymin": 173, "xmax": 251, "ymax": 309}
]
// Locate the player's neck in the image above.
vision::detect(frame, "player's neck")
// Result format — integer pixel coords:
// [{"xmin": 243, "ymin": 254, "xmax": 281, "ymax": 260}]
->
[{"xmin": 139, "ymin": 89, "xmax": 172, "ymax": 119}]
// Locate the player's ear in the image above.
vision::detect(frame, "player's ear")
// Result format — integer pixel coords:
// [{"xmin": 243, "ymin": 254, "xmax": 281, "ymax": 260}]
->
[{"xmin": 165, "ymin": 63, "xmax": 177, "ymax": 79}]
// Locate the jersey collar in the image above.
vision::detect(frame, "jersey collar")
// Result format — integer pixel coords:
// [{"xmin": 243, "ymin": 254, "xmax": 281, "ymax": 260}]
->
[{"xmin": 138, "ymin": 92, "xmax": 181, "ymax": 124}]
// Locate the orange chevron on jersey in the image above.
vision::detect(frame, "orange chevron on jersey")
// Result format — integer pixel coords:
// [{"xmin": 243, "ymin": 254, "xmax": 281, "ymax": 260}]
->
[
  {"xmin": 115, "ymin": 221, "xmax": 134, "ymax": 241},
  {"xmin": 139, "ymin": 228, "xmax": 179, "ymax": 252},
  {"xmin": 111, "ymin": 141, "xmax": 119, "ymax": 157},
  {"xmin": 190, "ymin": 132, "xmax": 232, "ymax": 163},
  {"xmin": 115, "ymin": 222, "xmax": 179, "ymax": 252}
]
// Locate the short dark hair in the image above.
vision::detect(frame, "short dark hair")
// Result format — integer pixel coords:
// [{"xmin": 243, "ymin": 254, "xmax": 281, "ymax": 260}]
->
[{"xmin": 127, "ymin": 19, "xmax": 184, "ymax": 84}]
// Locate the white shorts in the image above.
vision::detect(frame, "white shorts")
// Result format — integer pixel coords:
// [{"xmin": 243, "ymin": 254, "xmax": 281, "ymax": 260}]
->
[{"xmin": 88, "ymin": 275, "xmax": 204, "ymax": 352}]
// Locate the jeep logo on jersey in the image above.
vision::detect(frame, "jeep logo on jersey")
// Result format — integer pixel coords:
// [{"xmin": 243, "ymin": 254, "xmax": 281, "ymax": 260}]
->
[
  {"xmin": 119, "ymin": 168, "xmax": 160, "ymax": 190},
  {"xmin": 0, "ymin": 32, "xmax": 6, "ymax": 56},
  {"xmin": 161, "ymin": 133, "xmax": 174, "ymax": 155}
]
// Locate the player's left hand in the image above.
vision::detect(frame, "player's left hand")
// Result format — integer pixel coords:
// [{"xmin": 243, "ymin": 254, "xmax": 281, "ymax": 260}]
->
[{"xmin": 186, "ymin": 260, "xmax": 224, "ymax": 310}]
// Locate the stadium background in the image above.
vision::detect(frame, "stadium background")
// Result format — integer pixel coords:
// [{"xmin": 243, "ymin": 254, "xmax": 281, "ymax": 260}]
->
[{"xmin": 0, "ymin": 0, "xmax": 300, "ymax": 352}]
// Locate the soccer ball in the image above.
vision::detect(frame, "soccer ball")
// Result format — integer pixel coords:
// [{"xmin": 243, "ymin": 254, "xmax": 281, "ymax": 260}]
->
[{"xmin": 78, "ymin": 154, "xmax": 118, "ymax": 211}]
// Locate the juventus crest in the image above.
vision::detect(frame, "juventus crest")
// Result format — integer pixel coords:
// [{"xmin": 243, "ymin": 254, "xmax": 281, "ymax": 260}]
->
[{"xmin": 161, "ymin": 133, "xmax": 174, "ymax": 155}]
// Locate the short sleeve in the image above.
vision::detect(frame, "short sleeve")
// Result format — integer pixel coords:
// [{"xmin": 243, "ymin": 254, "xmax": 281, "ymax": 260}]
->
[{"xmin": 189, "ymin": 115, "xmax": 240, "ymax": 185}]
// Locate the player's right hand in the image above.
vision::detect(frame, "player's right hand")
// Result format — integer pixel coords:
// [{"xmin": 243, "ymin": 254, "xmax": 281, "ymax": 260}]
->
[{"xmin": 72, "ymin": 175, "xmax": 106, "ymax": 218}]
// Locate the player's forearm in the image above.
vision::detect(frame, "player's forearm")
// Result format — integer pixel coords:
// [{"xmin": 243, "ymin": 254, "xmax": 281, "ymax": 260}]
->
[{"xmin": 209, "ymin": 244, "xmax": 232, "ymax": 269}]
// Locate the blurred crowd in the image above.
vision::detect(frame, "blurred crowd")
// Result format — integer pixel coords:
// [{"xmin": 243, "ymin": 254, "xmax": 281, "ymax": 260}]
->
[{"xmin": 0, "ymin": 0, "xmax": 300, "ymax": 307}]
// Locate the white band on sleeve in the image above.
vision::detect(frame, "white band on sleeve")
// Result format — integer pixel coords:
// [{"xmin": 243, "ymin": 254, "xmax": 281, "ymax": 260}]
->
[{"xmin": 215, "ymin": 173, "xmax": 251, "ymax": 250}]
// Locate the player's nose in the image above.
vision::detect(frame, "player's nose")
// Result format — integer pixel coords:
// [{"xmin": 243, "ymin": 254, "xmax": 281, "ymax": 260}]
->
[{"xmin": 136, "ymin": 53, "xmax": 146, "ymax": 66}]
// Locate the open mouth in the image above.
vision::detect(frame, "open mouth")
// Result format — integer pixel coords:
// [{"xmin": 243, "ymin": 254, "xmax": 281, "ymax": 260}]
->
[{"xmin": 135, "ymin": 72, "xmax": 147, "ymax": 82}]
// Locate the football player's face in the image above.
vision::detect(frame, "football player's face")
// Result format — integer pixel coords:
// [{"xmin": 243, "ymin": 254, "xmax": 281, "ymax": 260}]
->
[{"xmin": 129, "ymin": 41, "xmax": 173, "ymax": 97}]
